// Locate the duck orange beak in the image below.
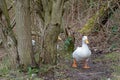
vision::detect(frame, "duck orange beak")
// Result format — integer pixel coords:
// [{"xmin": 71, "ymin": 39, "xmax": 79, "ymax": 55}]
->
[{"xmin": 85, "ymin": 39, "xmax": 89, "ymax": 44}]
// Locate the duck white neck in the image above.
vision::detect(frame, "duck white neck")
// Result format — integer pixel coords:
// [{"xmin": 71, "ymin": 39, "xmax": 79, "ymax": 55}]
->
[{"xmin": 82, "ymin": 41, "xmax": 89, "ymax": 48}]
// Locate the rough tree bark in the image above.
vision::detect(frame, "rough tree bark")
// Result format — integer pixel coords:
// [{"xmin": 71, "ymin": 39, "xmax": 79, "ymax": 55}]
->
[
  {"xmin": 15, "ymin": 0, "xmax": 36, "ymax": 68},
  {"xmin": 0, "ymin": 0, "xmax": 18, "ymax": 68},
  {"xmin": 36, "ymin": 0, "xmax": 66, "ymax": 65}
]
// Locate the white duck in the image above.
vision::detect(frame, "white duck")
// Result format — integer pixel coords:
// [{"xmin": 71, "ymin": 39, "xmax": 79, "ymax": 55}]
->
[{"xmin": 72, "ymin": 36, "xmax": 91, "ymax": 69}]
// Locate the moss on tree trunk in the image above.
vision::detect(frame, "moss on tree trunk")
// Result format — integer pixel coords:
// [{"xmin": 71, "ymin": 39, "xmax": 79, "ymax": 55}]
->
[{"xmin": 79, "ymin": 1, "xmax": 120, "ymax": 35}]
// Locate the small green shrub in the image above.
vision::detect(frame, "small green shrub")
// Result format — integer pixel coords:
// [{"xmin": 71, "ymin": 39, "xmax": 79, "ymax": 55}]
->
[
  {"xmin": 0, "ymin": 64, "xmax": 9, "ymax": 75},
  {"xmin": 0, "ymin": 56, "xmax": 10, "ymax": 76},
  {"xmin": 64, "ymin": 37, "xmax": 74, "ymax": 53},
  {"xmin": 27, "ymin": 67, "xmax": 39, "ymax": 75}
]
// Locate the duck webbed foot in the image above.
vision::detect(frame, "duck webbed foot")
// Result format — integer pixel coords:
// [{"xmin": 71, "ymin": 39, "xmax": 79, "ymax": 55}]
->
[
  {"xmin": 83, "ymin": 59, "xmax": 90, "ymax": 69},
  {"xmin": 72, "ymin": 58, "xmax": 77, "ymax": 68}
]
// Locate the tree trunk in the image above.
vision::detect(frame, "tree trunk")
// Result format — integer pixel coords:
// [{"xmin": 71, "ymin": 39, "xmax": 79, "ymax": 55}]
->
[
  {"xmin": 37, "ymin": 0, "xmax": 65, "ymax": 65},
  {"xmin": 43, "ymin": 24, "xmax": 60, "ymax": 64},
  {"xmin": 0, "ymin": 0, "xmax": 18, "ymax": 68},
  {"xmin": 15, "ymin": 0, "xmax": 36, "ymax": 68}
]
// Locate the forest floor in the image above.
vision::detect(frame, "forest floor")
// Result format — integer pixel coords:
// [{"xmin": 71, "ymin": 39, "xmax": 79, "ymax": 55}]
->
[{"xmin": 0, "ymin": 47, "xmax": 120, "ymax": 80}]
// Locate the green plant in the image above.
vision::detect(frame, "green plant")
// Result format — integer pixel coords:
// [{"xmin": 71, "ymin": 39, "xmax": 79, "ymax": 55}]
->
[
  {"xmin": 0, "ymin": 56, "xmax": 10, "ymax": 76},
  {"xmin": 89, "ymin": 0, "xmax": 96, "ymax": 8},
  {"xmin": 64, "ymin": 37, "xmax": 74, "ymax": 53},
  {"xmin": 111, "ymin": 25, "xmax": 118, "ymax": 34},
  {"xmin": 0, "ymin": 64, "xmax": 9, "ymax": 76},
  {"xmin": 64, "ymin": 37, "xmax": 72, "ymax": 49},
  {"xmin": 27, "ymin": 67, "xmax": 39, "ymax": 75}
]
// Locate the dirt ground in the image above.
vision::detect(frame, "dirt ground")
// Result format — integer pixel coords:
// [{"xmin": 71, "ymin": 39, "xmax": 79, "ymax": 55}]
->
[
  {"xmin": 0, "ymin": 47, "xmax": 119, "ymax": 80},
  {"xmin": 39, "ymin": 52, "xmax": 113, "ymax": 80},
  {"xmin": 36, "ymin": 49, "xmax": 117, "ymax": 80}
]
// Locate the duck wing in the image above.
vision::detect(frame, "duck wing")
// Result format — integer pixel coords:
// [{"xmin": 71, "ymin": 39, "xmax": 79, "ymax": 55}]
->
[{"xmin": 72, "ymin": 47, "xmax": 82, "ymax": 60}]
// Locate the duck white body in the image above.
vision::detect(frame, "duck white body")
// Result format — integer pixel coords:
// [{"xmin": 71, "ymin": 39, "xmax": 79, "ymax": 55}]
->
[
  {"xmin": 72, "ymin": 42, "xmax": 91, "ymax": 61},
  {"xmin": 72, "ymin": 36, "xmax": 91, "ymax": 68}
]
